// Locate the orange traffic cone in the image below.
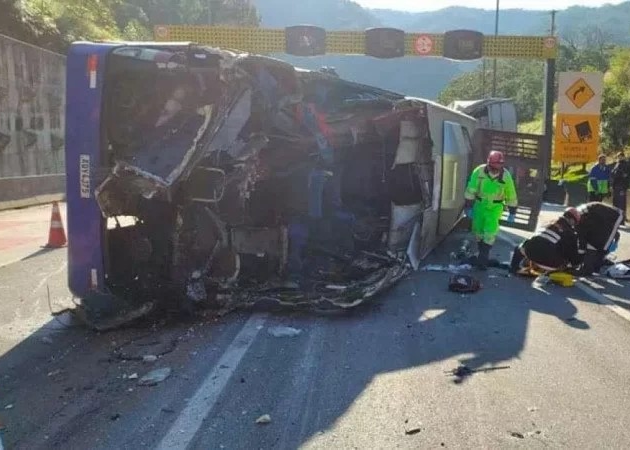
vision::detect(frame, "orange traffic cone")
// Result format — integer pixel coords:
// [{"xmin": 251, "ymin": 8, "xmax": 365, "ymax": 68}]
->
[{"xmin": 45, "ymin": 201, "xmax": 67, "ymax": 248}]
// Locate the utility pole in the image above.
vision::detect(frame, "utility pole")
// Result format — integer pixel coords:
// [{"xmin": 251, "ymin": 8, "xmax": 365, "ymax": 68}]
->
[
  {"xmin": 482, "ymin": 59, "xmax": 486, "ymax": 98},
  {"xmin": 491, "ymin": 0, "xmax": 500, "ymax": 97},
  {"xmin": 543, "ymin": 9, "xmax": 558, "ymax": 180}
]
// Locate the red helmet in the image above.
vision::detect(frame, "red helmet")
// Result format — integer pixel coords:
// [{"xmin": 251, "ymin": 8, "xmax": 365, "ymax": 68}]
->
[
  {"xmin": 487, "ymin": 151, "xmax": 505, "ymax": 170},
  {"xmin": 563, "ymin": 207, "xmax": 581, "ymax": 224}
]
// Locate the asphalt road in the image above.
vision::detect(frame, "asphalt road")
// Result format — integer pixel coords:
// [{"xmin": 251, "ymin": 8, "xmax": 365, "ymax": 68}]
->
[{"xmin": 1, "ymin": 206, "xmax": 630, "ymax": 449}]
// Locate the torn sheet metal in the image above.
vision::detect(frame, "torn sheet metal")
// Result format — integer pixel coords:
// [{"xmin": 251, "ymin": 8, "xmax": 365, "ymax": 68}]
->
[{"xmin": 85, "ymin": 43, "xmax": 444, "ymax": 324}]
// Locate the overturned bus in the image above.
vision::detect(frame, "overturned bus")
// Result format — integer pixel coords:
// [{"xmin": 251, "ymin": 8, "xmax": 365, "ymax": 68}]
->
[{"xmin": 65, "ymin": 42, "xmax": 533, "ymax": 329}]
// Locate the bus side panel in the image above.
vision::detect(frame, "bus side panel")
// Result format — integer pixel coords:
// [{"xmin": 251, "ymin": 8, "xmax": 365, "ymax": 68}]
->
[{"xmin": 65, "ymin": 43, "xmax": 115, "ymax": 298}]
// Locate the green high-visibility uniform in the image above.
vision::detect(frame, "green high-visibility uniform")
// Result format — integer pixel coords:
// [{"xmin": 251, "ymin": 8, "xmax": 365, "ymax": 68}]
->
[{"xmin": 465, "ymin": 164, "xmax": 518, "ymax": 245}]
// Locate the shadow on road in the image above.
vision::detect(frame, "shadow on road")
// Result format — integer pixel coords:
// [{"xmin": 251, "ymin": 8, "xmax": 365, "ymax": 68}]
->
[{"xmin": 0, "ymin": 229, "xmax": 602, "ymax": 450}]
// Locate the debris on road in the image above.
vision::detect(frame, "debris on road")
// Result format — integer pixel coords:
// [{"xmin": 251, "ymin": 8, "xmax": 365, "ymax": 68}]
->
[
  {"xmin": 268, "ymin": 326, "xmax": 302, "ymax": 338},
  {"xmin": 445, "ymin": 364, "xmax": 511, "ymax": 383},
  {"xmin": 509, "ymin": 431, "xmax": 525, "ymax": 439},
  {"xmin": 448, "ymin": 275, "xmax": 482, "ymax": 294},
  {"xmin": 41, "ymin": 336, "xmax": 53, "ymax": 344},
  {"xmin": 128, "ymin": 373, "xmax": 139, "ymax": 380},
  {"xmin": 255, "ymin": 414, "xmax": 272, "ymax": 425},
  {"xmin": 114, "ymin": 336, "xmax": 176, "ymax": 361},
  {"xmin": 421, "ymin": 264, "xmax": 472, "ymax": 273},
  {"xmin": 110, "ymin": 413, "xmax": 121, "ymax": 421},
  {"xmin": 405, "ymin": 427, "xmax": 422, "ymax": 435},
  {"xmin": 138, "ymin": 368, "xmax": 172, "ymax": 386},
  {"xmin": 606, "ymin": 263, "xmax": 630, "ymax": 279},
  {"xmin": 3, "ymin": 405, "xmax": 13, "ymax": 411}
]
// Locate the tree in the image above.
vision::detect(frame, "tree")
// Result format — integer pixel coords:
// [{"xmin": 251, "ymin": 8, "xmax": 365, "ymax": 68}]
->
[
  {"xmin": 601, "ymin": 48, "xmax": 630, "ymax": 152},
  {"xmin": 438, "ymin": 59, "xmax": 545, "ymax": 123}
]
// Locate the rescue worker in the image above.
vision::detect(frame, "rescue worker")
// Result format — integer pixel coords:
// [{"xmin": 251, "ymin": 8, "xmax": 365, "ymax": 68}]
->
[
  {"xmin": 587, "ymin": 154, "xmax": 611, "ymax": 202},
  {"xmin": 573, "ymin": 201, "xmax": 623, "ymax": 275},
  {"xmin": 510, "ymin": 207, "xmax": 585, "ymax": 274},
  {"xmin": 464, "ymin": 150, "xmax": 518, "ymax": 270},
  {"xmin": 611, "ymin": 152, "xmax": 629, "ymax": 224}
]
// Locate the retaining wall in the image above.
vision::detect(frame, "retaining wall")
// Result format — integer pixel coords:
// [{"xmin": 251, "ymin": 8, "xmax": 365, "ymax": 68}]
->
[{"xmin": 0, "ymin": 34, "xmax": 66, "ymax": 210}]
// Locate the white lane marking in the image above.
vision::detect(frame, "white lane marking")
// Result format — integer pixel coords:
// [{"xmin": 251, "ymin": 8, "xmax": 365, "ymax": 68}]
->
[
  {"xmin": 156, "ymin": 313, "xmax": 267, "ymax": 450},
  {"xmin": 31, "ymin": 261, "xmax": 67, "ymax": 296},
  {"xmin": 499, "ymin": 231, "xmax": 630, "ymax": 324},
  {"xmin": 575, "ymin": 279, "xmax": 630, "ymax": 323}
]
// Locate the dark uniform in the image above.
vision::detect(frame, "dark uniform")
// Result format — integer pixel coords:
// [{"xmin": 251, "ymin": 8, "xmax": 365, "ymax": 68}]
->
[
  {"xmin": 574, "ymin": 202, "xmax": 623, "ymax": 275},
  {"xmin": 510, "ymin": 215, "xmax": 584, "ymax": 274}
]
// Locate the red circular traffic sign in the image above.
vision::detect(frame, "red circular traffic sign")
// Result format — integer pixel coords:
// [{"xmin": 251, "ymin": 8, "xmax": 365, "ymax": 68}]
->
[
  {"xmin": 543, "ymin": 37, "xmax": 556, "ymax": 49},
  {"xmin": 155, "ymin": 26, "xmax": 169, "ymax": 39},
  {"xmin": 415, "ymin": 34, "xmax": 434, "ymax": 55}
]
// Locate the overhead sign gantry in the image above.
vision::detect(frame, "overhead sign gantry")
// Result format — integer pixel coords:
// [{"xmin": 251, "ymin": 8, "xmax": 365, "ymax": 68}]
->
[{"xmin": 153, "ymin": 25, "xmax": 558, "ymax": 60}]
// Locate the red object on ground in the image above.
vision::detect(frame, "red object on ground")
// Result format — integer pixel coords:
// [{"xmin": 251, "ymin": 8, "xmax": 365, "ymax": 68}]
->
[{"xmin": 45, "ymin": 201, "xmax": 67, "ymax": 248}]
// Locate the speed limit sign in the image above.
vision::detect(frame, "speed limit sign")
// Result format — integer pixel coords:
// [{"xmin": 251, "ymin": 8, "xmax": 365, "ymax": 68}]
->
[{"xmin": 415, "ymin": 34, "xmax": 434, "ymax": 55}]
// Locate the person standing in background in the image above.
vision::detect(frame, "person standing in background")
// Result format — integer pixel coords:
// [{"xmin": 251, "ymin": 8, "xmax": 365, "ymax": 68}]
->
[
  {"xmin": 587, "ymin": 154, "xmax": 611, "ymax": 202},
  {"xmin": 611, "ymin": 152, "xmax": 629, "ymax": 224}
]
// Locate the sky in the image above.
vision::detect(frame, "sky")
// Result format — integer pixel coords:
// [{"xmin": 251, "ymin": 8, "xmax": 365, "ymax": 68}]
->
[{"xmin": 354, "ymin": 0, "xmax": 627, "ymax": 12}]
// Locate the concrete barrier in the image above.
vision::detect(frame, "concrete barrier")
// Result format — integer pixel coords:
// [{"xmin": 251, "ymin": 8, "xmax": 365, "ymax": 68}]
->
[{"xmin": 0, "ymin": 174, "xmax": 65, "ymax": 210}]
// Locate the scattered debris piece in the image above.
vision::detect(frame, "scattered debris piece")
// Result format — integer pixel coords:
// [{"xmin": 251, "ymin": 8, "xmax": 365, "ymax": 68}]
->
[
  {"xmin": 128, "ymin": 373, "xmax": 139, "ymax": 380},
  {"xmin": 47, "ymin": 369, "xmax": 63, "ymax": 377},
  {"xmin": 445, "ymin": 364, "xmax": 511, "ymax": 382},
  {"xmin": 114, "ymin": 337, "xmax": 176, "ymax": 362},
  {"xmin": 268, "ymin": 326, "xmax": 302, "ymax": 338},
  {"xmin": 509, "ymin": 432, "xmax": 525, "ymax": 439},
  {"xmin": 110, "ymin": 413, "xmax": 121, "ymax": 421},
  {"xmin": 255, "ymin": 414, "xmax": 272, "ymax": 425},
  {"xmin": 421, "ymin": 264, "xmax": 472, "ymax": 273},
  {"xmin": 41, "ymin": 336, "xmax": 53, "ymax": 344},
  {"xmin": 606, "ymin": 263, "xmax": 630, "ymax": 279},
  {"xmin": 528, "ymin": 407, "xmax": 538, "ymax": 412},
  {"xmin": 448, "ymin": 275, "xmax": 482, "ymax": 293},
  {"xmin": 138, "ymin": 368, "xmax": 172, "ymax": 386},
  {"xmin": 3, "ymin": 405, "xmax": 13, "ymax": 410},
  {"xmin": 405, "ymin": 427, "xmax": 422, "ymax": 435}
]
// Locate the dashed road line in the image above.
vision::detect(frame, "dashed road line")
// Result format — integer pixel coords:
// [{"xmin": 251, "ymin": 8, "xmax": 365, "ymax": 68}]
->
[{"xmin": 156, "ymin": 313, "xmax": 268, "ymax": 450}]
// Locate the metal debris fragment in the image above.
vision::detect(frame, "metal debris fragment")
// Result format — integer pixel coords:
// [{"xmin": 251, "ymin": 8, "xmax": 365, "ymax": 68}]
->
[
  {"xmin": 138, "ymin": 368, "xmax": 172, "ymax": 386},
  {"xmin": 445, "ymin": 364, "xmax": 511, "ymax": 382},
  {"xmin": 405, "ymin": 427, "xmax": 422, "ymax": 435},
  {"xmin": 268, "ymin": 326, "xmax": 302, "ymax": 338},
  {"xmin": 255, "ymin": 414, "xmax": 272, "ymax": 424}
]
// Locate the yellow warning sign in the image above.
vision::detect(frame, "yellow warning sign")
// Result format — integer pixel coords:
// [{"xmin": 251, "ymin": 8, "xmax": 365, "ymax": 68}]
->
[
  {"xmin": 565, "ymin": 78, "xmax": 595, "ymax": 110},
  {"xmin": 554, "ymin": 113, "xmax": 600, "ymax": 163}
]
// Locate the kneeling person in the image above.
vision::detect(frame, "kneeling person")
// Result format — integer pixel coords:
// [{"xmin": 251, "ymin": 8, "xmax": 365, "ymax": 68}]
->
[{"xmin": 510, "ymin": 207, "xmax": 584, "ymax": 274}]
